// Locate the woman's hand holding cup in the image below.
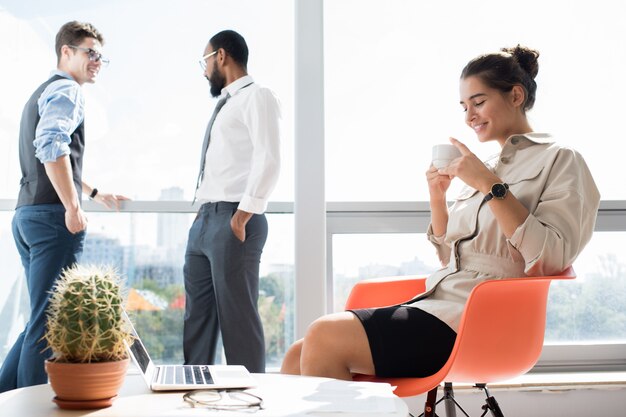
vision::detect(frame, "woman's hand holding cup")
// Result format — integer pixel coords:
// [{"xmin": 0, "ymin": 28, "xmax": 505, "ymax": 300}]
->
[{"xmin": 438, "ymin": 138, "xmax": 500, "ymax": 193}]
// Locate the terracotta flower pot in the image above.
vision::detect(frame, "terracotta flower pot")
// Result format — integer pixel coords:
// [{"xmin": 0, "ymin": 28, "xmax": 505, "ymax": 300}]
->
[{"xmin": 45, "ymin": 358, "xmax": 129, "ymax": 409}]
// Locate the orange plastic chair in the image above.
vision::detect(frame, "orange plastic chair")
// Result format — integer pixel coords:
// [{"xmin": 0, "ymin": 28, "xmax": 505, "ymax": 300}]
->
[{"xmin": 345, "ymin": 267, "xmax": 576, "ymax": 417}]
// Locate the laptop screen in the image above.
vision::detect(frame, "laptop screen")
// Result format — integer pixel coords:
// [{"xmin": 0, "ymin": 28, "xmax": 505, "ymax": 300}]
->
[
  {"xmin": 123, "ymin": 312, "xmax": 152, "ymax": 375},
  {"xmin": 128, "ymin": 337, "xmax": 151, "ymax": 375}
]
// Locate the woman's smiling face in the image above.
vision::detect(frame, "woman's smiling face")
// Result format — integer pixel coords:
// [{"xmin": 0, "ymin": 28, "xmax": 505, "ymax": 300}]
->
[{"xmin": 459, "ymin": 75, "xmax": 521, "ymax": 145}]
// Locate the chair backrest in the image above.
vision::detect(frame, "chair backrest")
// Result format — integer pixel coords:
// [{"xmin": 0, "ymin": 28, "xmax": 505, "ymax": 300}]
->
[
  {"xmin": 445, "ymin": 266, "xmax": 575, "ymax": 383},
  {"xmin": 346, "ymin": 267, "xmax": 575, "ymax": 397}
]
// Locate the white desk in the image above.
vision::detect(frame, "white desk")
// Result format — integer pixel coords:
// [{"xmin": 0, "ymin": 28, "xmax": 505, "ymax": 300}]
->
[{"xmin": 0, "ymin": 373, "xmax": 408, "ymax": 417}]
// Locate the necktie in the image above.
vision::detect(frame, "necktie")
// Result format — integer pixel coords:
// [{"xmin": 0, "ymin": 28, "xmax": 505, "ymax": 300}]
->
[{"xmin": 193, "ymin": 93, "xmax": 230, "ymax": 202}]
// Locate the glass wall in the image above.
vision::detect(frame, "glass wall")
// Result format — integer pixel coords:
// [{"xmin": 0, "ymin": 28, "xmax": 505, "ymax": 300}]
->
[
  {"xmin": 324, "ymin": 0, "xmax": 626, "ymax": 201},
  {"xmin": 0, "ymin": 0, "xmax": 294, "ymax": 370},
  {"xmin": 0, "ymin": 211, "xmax": 295, "ymax": 369},
  {"xmin": 0, "ymin": 212, "xmax": 25, "ymax": 359},
  {"xmin": 332, "ymin": 233, "xmax": 440, "ymax": 312},
  {"xmin": 2, "ymin": 0, "xmax": 625, "ymax": 375},
  {"xmin": 544, "ymin": 231, "xmax": 626, "ymax": 343},
  {"xmin": 324, "ymin": 0, "xmax": 626, "ymax": 365},
  {"xmin": 331, "ymin": 231, "xmax": 626, "ymax": 343},
  {"xmin": 0, "ymin": 0, "xmax": 294, "ymax": 201}
]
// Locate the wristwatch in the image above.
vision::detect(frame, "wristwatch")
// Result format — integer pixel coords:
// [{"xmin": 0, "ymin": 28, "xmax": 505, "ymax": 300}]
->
[{"xmin": 483, "ymin": 183, "xmax": 509, "ymax": 202}]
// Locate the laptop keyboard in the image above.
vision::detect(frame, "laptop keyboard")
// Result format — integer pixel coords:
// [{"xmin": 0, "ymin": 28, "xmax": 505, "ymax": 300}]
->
[{"xmin": 160, "ymin": 365, "xmax": 214, "ymax": 385}]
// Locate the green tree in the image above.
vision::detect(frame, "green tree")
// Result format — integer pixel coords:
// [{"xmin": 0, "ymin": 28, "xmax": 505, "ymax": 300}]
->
[
  {"xmin": 128, "ymin": 273, "xmax": 295, "ymax": 367},
  {"xmin": 546, "ymin": 254, "xmax": 626, "ymax": 342}
]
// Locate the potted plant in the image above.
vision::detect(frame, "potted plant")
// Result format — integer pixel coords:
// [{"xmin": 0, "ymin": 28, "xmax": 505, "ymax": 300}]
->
[{"xmin": 43, "ymin": 264, "xmax": 133, "ymax": 409}]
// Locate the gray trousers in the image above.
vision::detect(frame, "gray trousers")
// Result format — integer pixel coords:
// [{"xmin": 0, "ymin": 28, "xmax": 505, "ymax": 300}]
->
[{"xmin": 183, "ymin": 202, "xmax": 267, "ymax": 373}]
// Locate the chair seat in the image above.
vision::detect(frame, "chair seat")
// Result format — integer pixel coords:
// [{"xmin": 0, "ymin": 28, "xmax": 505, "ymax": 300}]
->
[{"xmin": 345, "ymin": 267, "xmax": 575, "ymax": 398}]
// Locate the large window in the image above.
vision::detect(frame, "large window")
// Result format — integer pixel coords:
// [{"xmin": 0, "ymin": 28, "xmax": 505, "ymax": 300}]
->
[
  {"xmin": 0, "ymin": 209, "xmax": 295, "ymax": 369},
  {"xmin": 323, "ymin": 0, "xmax": 626, "ymax": 369},
  {"xmin": 0, "ymin": 0, "xmax": 294, "ymax": 370},
  {"xmin": 544, "ymin": 232, "xmax": 626, "ymax": 343},
  {"xmin": 324, "ymin": 0, "xmax": 625, "ymax": 201},
  {"xmin": 2, "ymin": 0, "xmax": 625, "ymax": 375},
  {"xmin": 0, "ymin": 212, "xmax": 24, "ymax": 357},
  {"xmin": 0, "ymin": 0, "xmax": 294, "ymax": 201},
  {"xmin": 331, "ymin": 231, "xmax": 626, "ymax": 344},
  {"xmin": 332, "ymin": 233, "xmax": 439, "ymax": 312}
]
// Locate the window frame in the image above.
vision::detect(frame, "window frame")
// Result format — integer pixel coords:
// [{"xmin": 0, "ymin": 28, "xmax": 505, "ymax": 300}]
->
[{"xmin": 325, "ymin": 201, "xmax": 626, "ymax": 372}]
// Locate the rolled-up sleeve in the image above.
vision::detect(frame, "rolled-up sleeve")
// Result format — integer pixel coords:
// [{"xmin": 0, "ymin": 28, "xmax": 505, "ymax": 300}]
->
[
  {"xmin": 34, "ymin": 79, "xmax": 84, "ymax": 163},
  {"xmin": 239, "ymin": 88, "xmax": 281, "ymax": 214},
  {"xmin": 507, "ymin": 149, "xmax": 600, "ymax": 276},
  {"xmin": 427, "ymin": 223, "xmax": 451, "ymax": 267}
]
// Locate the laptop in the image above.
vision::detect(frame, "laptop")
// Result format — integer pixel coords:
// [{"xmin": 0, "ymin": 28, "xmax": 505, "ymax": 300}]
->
[{"xmin": 125, "ymin": 315, "xmax": 257, "ymax": 391}]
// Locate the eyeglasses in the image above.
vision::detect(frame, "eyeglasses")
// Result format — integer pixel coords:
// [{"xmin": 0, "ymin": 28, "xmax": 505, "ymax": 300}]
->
[
  {"xmin": 68, "ymin": 45, "xmax": 110, "ymax": 66},
  {"xmin": 183, "ymin": 389, "xmax": 263, "ymax": 412},
  {"xmin": 199, "ymin": 50, "xmax": 218, "ymax": 71}
]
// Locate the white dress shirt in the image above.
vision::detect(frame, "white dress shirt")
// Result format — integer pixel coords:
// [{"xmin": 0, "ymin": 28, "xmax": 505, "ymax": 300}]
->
[{"xmin": 195, "ymin": 75, "xmax": 281, "ymax": 214}]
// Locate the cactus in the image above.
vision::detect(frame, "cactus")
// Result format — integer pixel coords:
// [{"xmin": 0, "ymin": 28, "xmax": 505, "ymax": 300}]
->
[{"xmin": 44, "ymin": 264, "xmax": 133, "ymax": 363}]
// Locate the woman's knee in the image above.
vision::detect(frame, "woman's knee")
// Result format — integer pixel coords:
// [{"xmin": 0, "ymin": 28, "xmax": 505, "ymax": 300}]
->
[
  {"xmin": 299, "ymin": 313, "xmax": 373, "ymax": 378},
  {"xmin": 303, "ymin": 316, "xmax": 335, "ymax": 346},
  {"xmin": 302, "ymin": 313, "xmax": 356, "ymax": 354},
  {"xmin": 281, "ymin": 339, "xmax": 303, "ymax": 375}
]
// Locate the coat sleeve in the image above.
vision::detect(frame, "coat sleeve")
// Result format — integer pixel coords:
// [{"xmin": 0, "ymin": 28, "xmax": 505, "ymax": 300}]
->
[
  {"xmin": 427, "ymin": 223, "xmax": 451, "ymax": 267},
  {"xmin": 507, "ymin": 148, "xmax": 600, "ymax": 276}
]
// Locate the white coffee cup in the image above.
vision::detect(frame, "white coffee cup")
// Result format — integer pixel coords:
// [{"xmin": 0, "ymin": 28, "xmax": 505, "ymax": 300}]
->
[{"xmin": 432, "ymin": 144, "xmax": 462, "ymax": 169}]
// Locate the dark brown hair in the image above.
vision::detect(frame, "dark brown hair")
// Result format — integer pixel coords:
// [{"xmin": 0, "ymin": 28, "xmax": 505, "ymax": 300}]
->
[
  {"xmin": 461, "ymin": 45, "xmax": 540, "ymax": 112},
  {"xmin": 55, "ymin": 21, "xmax": 104, "ymax": 63}
]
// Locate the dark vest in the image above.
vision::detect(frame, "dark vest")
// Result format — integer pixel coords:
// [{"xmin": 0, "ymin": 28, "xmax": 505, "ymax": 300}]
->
[{"xmin": 16, "ymin": 75, "xmax": 85, "ymax": 208}]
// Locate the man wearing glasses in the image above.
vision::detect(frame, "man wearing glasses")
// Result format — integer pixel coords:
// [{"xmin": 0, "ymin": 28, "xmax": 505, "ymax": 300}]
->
[
  {"xmin": 184, "ymin": 30, "xmax": 281, "ymax": 374},
  {"xmin": 0, "ymin": 21, "xmax": 128, "ymax": 392}
]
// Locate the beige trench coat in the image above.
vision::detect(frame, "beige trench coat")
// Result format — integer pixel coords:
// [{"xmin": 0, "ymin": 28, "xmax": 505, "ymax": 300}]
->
[{"xmin": 407, "ymin": 133, "xmax": 600, "ymax": 332}]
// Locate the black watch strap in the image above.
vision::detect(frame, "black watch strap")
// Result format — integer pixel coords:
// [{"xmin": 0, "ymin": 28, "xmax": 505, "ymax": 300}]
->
[{"xmin": 89, "ymin": 188, "xmax": 98, "ymax": 199}]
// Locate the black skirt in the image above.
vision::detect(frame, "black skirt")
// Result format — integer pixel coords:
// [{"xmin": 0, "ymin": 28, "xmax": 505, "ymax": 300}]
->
[{"xmin": 350, "ymin": 306, "xmax": 456, "ymax": 378}]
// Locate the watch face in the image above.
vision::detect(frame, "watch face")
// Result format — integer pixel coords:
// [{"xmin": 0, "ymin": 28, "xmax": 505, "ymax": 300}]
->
[{"xmin": 492, "ymin": 183, "xmax": 508, "ymax": 199}]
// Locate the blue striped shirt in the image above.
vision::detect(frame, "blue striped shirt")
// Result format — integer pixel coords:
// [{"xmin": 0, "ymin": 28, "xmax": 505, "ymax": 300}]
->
[{"xmin": 33, "ymin": 70, "xmax": 84, "ymax": 163}]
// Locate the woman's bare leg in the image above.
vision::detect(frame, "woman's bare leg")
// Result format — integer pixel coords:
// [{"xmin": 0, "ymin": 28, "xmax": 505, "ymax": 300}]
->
[
  {"xmin": 280, "ymin": 338, "xmax": 303, "ymax": 375},
  {"xmin": 300, "ymin": 312, "xmax": 374, "ymax": 380}
]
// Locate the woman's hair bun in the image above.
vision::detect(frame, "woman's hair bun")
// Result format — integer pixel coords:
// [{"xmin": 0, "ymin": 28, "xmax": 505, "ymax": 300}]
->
[
  {"xmin": 501, "ymin": 45, "xmax": 540, "ymax": 79},
  {"xmin": 461, "ymin": 44, "xmax": 540, "ymax": 112}
]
